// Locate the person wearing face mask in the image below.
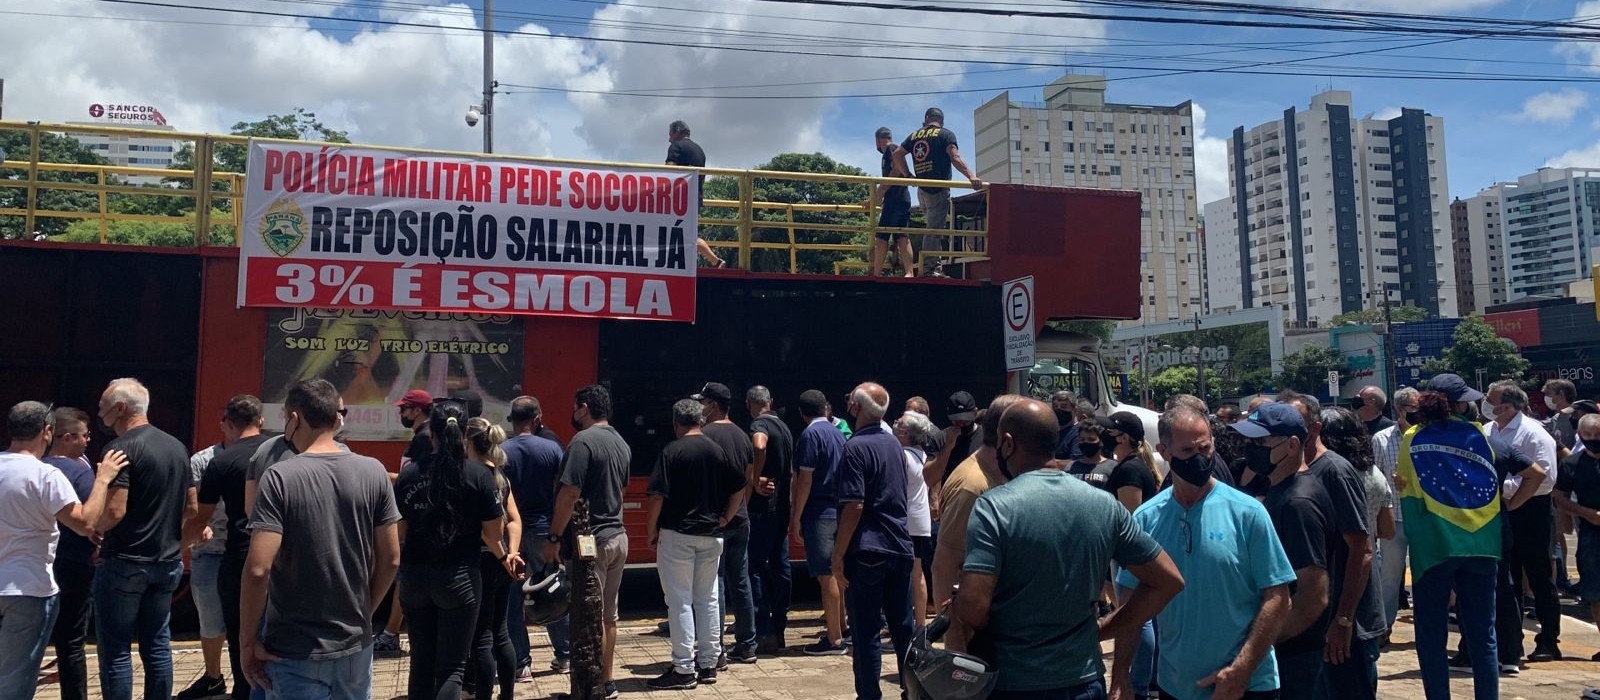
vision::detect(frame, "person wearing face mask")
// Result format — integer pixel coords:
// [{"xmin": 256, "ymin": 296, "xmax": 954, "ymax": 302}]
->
[
  {"xmin": 1116, "ymin": 406, "xmax": 1295, "ymax": 700},
  {"xmin": 1230, "ymin": 402, "xmax": 1337, "ymax": 698},
  {"xmin": 1484, "ymin": 380, "xmax": 1562, "ymax": 665},
  {"xmin": 1105, "ymin": 412, "xmax": 1159, "ymax": 514},
  {"xmin": 957, "ymin": 399, "xmax": 1185, "ymax": 700},
  {"xmin": 1371, "ymin": 387, "xmax": 1421, "ymax": 632},
  {"xmin": 1052, "ymin": 390, "xmax": 1082, "ymax": 461},
  {"xmin": 1067, "ymin": 421, "xmax": 1114, "ymax": 489},
  {"xmin": 396, "ymin": 389, "xmax": 435, "ymax": 469},
  {"xmin": 924, "ymin": 391, "xmax": 979, "ymax": 489},
  {"xmin": 1552, "ymin": 413, "xmax": 1600, "ymax": 661},
  {"xmin": 1542, "ymin": 379, "xmax": 1579, "ymax": 458}
]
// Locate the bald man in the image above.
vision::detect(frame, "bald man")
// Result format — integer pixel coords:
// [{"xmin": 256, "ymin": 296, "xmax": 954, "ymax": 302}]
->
[
  {"xmin": 832, "ymin": 382, "xmax": 915, "ymax": 700},
  {"xmin": 957, "ymin": 399, "xmax": 1184, "ymax": 700}
]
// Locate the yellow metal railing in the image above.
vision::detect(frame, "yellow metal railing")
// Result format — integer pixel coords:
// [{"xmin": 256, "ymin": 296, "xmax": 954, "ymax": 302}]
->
[{"xmin": 0, "ymin": 121, "xmax": 986, "ymax": 274}]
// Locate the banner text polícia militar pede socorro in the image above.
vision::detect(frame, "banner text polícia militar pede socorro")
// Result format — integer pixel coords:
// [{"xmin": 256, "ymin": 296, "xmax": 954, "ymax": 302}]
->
[{"xmin": 238, "ymin": 140, "xmax": 699, "ymax": 322}]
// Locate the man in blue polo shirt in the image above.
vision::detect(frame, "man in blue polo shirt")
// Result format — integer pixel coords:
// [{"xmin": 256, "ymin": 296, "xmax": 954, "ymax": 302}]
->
[
  {"xmin": 831, "ymin": 382, "xmax": 914, "ymax": 700},
  {"xmin": 501, "ymin": 395, "xmax": 570, "ymax": 677},
  {"xmin": 791, "ymin": 390, "xmax": 849, "ymax": 656},
  {"xmin": 1119, "ymin": 406, "xmax": 1295, "ymax": 700}
]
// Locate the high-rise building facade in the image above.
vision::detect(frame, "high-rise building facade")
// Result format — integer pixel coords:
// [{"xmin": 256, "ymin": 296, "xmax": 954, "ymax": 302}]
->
[
  {"xmin": 1499, "ymin": 168, "xmax": 1600, "ymax": 300},
  {"xmin": 1203, "ymin": 90, "xmax": 1455, "ymax": 324},
  {"xmin": 1451, "ymin": 184, "xmax": 1511, "ymax": 315},
  {"xmin": 974, "ymin": 74, "xmax": 1200, "ymax": 322}
]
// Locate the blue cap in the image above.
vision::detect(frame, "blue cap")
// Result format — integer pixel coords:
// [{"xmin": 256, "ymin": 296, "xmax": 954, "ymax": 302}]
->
[
  {"xmin": 1426, "ymin": 373, "xmax": 1484, "ymax": 403},
  {"xmin": 1229, "ymin": 402, "xmax": 1307, "ymax": 439}
]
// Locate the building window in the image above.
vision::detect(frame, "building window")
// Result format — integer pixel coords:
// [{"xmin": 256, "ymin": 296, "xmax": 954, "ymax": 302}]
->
[
  {"xmin": 1042, "ymin": 142, "xmax": 1050, "ymax": 152},
  {"xmin": 1110, "ymin": 166, "xmax": 1122, "ymax": 176},
  {"xmin": 1066, "ymin": 143, "xmax": 1075, "ymax": 153},
  {"xmin": 1065, "ymin": 121, "xmax": 1073, "ymax": 131}
]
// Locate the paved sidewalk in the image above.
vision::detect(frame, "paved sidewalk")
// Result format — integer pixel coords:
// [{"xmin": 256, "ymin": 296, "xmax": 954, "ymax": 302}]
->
[{"xmin": 35, "ymin": 608, "xmax": 1600, "ymax": 699}]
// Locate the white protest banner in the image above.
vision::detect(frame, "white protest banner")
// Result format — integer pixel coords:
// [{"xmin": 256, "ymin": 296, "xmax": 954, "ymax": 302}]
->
[{"xmin": 239, "ymin": 141, "xmax": 699, "ymax": 322}]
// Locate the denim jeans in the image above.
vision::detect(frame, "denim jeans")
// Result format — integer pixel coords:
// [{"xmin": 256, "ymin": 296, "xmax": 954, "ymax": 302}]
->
[
  {"xmin": 249, "ymin": 643, "xmax": 373, "ymax": 700},
  {"xmin": 719, "ymin": 519, "xmax": 757, "ymax": 652},
  {"xmin": 190, "ymin": 551, "xmax": 226, "ymax": 639},
  {"xmin": 1130, "ymin": 618, "xmax": 1156, "ymax": 695},
  {"xmin": 991, "ymin": 678, "xmax": 1105, "ymax": 700},
  {"xmin": 1318, "ymin": 634, "xmax": 1380, "ymax": 700},
  {"xmin": 50, "ymin": 559, "xmax": 95, "ymax": 700},
  {"xmin": 509, "ymin": 534, "xmax": 570, "ymax": 669},
  {"xmin": 220, "ymin": 557, "xmax": 252, "ymax": 700},
  {"xmin": 1276, "ymin": 648, "xmax": 1323, "ymax": 700},
  {"xmin": 748, "ymin": 510, "xmax": 792, "ymax": 639},
  {"xmin": 400, "ymin": 561, "xmax": 482, "ymax": 700},
  {"xmin": 94, "ymin": 557, "xmax": 183, "ymax": 700},
  {"xmin": 846, "ymin": 551, "xmax": 915, "ymax": 700},
  {"xmin": 1379, "ymin": 520, "xmax": 1410, "ymax": 629},
  {"xmin": 1414, "ymin": 557, "xmax": 1498, "ymax": 700},
  {"xmin": 0, "ymin": 594, "xmax": 59, "ymax": 700},
  {"xmin": 657, "ymin": 529, "xmax": 725, "ymax": 673},
  {"xmin": 472, "ymin": 552, "xmax": 516, "ymax": 700}
]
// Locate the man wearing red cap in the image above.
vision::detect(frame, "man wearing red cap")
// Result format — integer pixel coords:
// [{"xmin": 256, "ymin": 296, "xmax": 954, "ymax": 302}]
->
[{"xmin": 395, "ymin": 390, "xmax": 433, "ymax": 470}]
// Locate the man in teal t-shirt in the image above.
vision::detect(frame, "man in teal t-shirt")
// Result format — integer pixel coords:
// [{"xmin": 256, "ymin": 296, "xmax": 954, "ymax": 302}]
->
[
  {"xmin": 958, "ymin": 399, "xmax": 1184, "ymax": 698},
  {"xmin": 1119, "ymin": 407, "xmax": 1295, "ymax": 700}
]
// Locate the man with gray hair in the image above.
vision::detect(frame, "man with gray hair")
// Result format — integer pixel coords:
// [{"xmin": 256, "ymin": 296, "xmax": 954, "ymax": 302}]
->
[
  {"xmin": 1485, "ymin": 379, "xmax": 1562, "ymax": 663},
  {"xmin": 646, "ymin": 399, "xmax": 746, "ymax": 689},
  {"xmin": 1357, "ymin": 386, "xmax": 1395, "ymax": 436},
  {"xmin": 0, "ymin": 402, "xmax": 128, "ymax": 700},
  {"xmin": 834, "ymin": 382, "xmax": 915, "ymax": 700},
  {"xmin": 745, "ymin": 385, "xmax": 795, "ymax": 655},
  {"xmin": 94, "ymin": 378, "xmax": 197, "ymax": 700},
  {"xmin": 1052, "ymin": 391, "xmax": 1082, "ymax": 461},
  {"xmin": 894, "ymin": 410, "xmax": 937, "ymax": 625},
  {"xmin": 1371, "ymin": 386, "xmax": 1421, "ymax": 630}
]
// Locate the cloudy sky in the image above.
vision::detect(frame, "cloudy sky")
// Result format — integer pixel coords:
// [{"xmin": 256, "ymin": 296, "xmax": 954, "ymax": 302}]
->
[{"xmin": 6, "ymin": 0, "xmax": 1600, "ymax": 206}]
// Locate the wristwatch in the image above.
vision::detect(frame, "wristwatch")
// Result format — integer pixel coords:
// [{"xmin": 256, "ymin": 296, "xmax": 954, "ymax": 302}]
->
[
  {"xmin": 1336, "ymin": 615, "xmax": 1354, "ymax": 628},
  {"xmin": 545, "ymin": 532, "xmax": 562, "ymax": 544}
]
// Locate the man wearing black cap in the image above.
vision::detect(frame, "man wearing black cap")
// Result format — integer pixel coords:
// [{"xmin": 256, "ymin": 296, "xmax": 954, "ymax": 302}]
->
[
  {"xmin": 1231, "ymin": 402, "xmax": 1336, "ymax": 698},
  {"xmin": 870, "ymin": 126, "xmax": 915, "ymax": 277},
  {"xmin": 890, "ymin": 107, "xmax": 983, "ymax": 277},
  {"xmin": 694, "ymin": 382, "xmax": 759, "ymax": 663},
  {"xmin": 924, "ymin": 391, "xmax": 978, "ymax": 489}
]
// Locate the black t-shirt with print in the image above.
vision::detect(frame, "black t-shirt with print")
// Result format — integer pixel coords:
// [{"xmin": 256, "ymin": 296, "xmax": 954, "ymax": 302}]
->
[{"xmin": 900, "ymin": 126, "xmax": 958, "ymax": 193}]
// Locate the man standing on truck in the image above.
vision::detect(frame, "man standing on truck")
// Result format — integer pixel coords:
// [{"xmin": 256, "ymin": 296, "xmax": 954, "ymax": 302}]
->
[
  {"xmin": 870, "ymin": 126, "xmax": 915, "ymax": 277},
  {"xmin": 665, "ymin": 120, "xmax": 723, "ymax": 269},
  {"xmin": 891, "ymin": 107, "xmax": 982, "ymax": 277}
]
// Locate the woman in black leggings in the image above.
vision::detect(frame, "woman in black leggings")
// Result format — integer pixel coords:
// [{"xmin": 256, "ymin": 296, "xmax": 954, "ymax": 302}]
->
[
  {"xmin": 395, "ymin": 401, "xmax": 517, "ymax": 700},
  {"xmin": 465, "ymin": 416, "xmax": 527, "ymax": 700}
]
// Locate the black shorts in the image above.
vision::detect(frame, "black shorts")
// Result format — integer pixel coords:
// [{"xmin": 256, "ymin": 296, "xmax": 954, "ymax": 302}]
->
[
  {"xmin": 911, "ymin": 535, "xmax": 934, "ymax": 562},
  {"xmin": 876, "ymin": 195, "xmax": 911, "ymax": 241}
]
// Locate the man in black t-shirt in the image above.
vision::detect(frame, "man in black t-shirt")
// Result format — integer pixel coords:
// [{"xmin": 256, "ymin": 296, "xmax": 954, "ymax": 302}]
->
[
  {"xmin": 694, "ymin": 381, "xmax": 759, "ymax": 662},
  {"xmin": 646, "ymin": 400, "xmax": 746, "ymax": 689},
  {"xmin": 665, "ymin": 120, "xmax": 722, "ymax": 269},
  {"xmin": 891, "ymin": 107, "xmax": 982, "ymax": 276},
  {"xmin": 1554, "ymin": 413, "xmax": 1600, "ymax": 652},
  {"xmin": 395, "ymin": 389, "xmax": 433, "ymax": 469},
  {"xmin": 93, "ymin": 378, "xmax": 197, "ymax": 700},
  {"xmin": 745, "ymin": 385, "xmax": 796, "ymax": 654},
  {"xmin": 870, "ymin": 126, "xmax": 915, "ymax": 277},
  {"xmin": 187, "ymin": 395, "xmax": 273, "ymax": 700}
]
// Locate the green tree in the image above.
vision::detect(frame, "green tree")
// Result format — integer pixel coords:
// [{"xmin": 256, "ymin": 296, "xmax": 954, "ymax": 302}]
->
[
  {"xmin": 59, "ymin": 216, "xmax": 236, "ymax": 247},
  {"xmin": 702, "ymin": 152, "xmax": 871, "ymax": 273},
  {"xmin": 172, "ymin": 107, "xmax": 351, "ymax": 176},
  {"xmin": 1277, "ymin": 345, "xmax": 1347, "ymax": 396},
  {"xmin": 1129, "ymin": 366, "xmax": 1228, "ymax": 407},
  {"xmin": 1330, "ymin": 305, "xmax": 1429, "ymax": 327},
  {"xmin": 1422, "ymin": 315, "xmax": 1530, "ymax": 385},
  {"xmin": 0, "ymin": 130, "xmax": 110, "ymax": 239}
]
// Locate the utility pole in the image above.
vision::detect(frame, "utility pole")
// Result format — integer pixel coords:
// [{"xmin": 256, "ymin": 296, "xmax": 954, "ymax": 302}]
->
[
  {"xmin": 1190, "ymin": 312, "xmax": 1207, "ymax": 403},
  {"xmin": 482, "ymin": 0, "xmax": 495, "ymax": 153},
  {"xmin": 1380, "ymin": 288, "xmax": 1394, "ymax": 393}
]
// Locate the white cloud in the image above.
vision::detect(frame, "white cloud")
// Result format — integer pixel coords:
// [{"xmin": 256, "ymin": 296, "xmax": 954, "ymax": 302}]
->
[
  {"xmin": 1302, "ymin": 0, "xmax": 1505, "ymax": 10},
  {"xmin": 1545, "ymin": 141, "xmax": 1600, "ymax": 169},
  {"xmin": 1515, "ymin": 89, "xmax": 1589, "ymax": 124},
  {"xmin": 1191, "ymin": 103, "xmax": 1230, "ymax": 206},
  {"xmin": 1559, "ymin": 2, "xmax": 1600, "ymax": 73},
  {"xmin": 1372, "ymin": 106, "xmax": 1403, "ymax": 121}
]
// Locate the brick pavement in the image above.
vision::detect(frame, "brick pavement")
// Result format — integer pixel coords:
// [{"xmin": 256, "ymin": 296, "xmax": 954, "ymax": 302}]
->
[{"xmin": 34, "ymin": 608, "xmax": 1600, "ymax": 699}]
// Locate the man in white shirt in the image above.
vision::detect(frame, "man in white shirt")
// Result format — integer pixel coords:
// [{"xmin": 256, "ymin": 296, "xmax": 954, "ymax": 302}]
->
[
  {"xmin": 1486, "ymin": 381, "xmax": 1562, "ymax": 663},
  {"xmin": 0, "ymin": 401, "xmax": 127, "ymax": 699},
  {"xmin": 1370, "ymin": 387, "xmax": 1420, "ymax": 632}
]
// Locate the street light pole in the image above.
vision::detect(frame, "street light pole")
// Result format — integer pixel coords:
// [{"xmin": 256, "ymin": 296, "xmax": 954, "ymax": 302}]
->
[
  {"xmin": 1190, "ymin": 312, "xmax": 1206, "ymax": 403},
  {"xmin": 482, "ymin": 0, "xmax": 495, "ymax": 153}
]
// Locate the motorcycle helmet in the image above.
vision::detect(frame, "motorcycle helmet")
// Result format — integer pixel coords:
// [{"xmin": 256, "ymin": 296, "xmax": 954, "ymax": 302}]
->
[
  {"xmin": 902, "ymin": 625, "xmax": 998, "ymax": 700},
  {"xmin": 523, "ymin": 567, "xmax": 570, "ymax": 625}
]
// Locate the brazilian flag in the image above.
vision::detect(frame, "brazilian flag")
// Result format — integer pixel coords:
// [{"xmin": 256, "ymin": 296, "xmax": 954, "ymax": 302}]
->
[{"xmin": 1397, "ymin": 417, "xmax": 1502, "ymax": 578}]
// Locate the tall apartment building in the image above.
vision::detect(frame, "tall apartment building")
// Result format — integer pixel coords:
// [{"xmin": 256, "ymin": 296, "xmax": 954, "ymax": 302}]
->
[
  {"xmin": 1451, "ymin": 184, "xmax": 1511, "ymax": 315},
  {"xmin": 974, "ymin": 74, "xmax": 1200, "ymax": 322},
  {"xmin": 1204, "ymin": 198, "xmax": 1242, "ymax": 312},
  {"xmin": 1203, "ymin": 90, "xmax": 1456, "ymax": 324},
  {"xmin": 67, "ymin": 126, "xmax": 178, "ymax": 186},
  {"xmin": 1499, "ymin": 168, "xmax": 1600, "ymax": 300}
]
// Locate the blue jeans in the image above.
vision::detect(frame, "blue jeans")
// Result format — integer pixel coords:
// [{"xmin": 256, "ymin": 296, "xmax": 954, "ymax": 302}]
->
[
  {"xmin": 94, "ymin": 558, "xmax": 183, "ymax": 700},
  {"xmin": 510, "ymin": 532, "xmax": 570, "ymax": 668},
  {"xmin": 1318, "ymin": 634, "xmax": 1379, "ymax": 700},
  {"xmin": 1130, "ymin": 618, "xmax": 1156, "ymax": 695},
  {"xmin": 1415, "ymin": 557, "xmax": 1498, "ymax": 700},
  {"xmin": 803, "ymin": 516, "xmax": 838, "ymax": 577},
  {"xmin": 991, "ymin": 678, "xmax": 1106, "ymax": 700},
  {"xmin": 0, "ymin": 594, "xmax": 60, "ymax": 700},
  {"xmin": 1276, "ymin": 648, "xmax": 1323, "ymax": 700},
  {"xmin": 846, "ymin": 551, "xmax": 915, "ymax": 700},
  {"xmin": 190, "ymin": 551, "xmax": 226, "ymax": 639},
  {"xmin": 719, "ymin": 519, "xmax": 757, "ymax": 652},
  {"xmin": 249, "ymin": 644, "xmax": 373, "ymax": 700},
  {"xmin": 748, "ymin": 510, "xmax": 793, "ymax": 639}
]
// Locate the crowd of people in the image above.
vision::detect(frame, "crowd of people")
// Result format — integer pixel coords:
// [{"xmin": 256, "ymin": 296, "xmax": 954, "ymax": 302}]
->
[{"xmin": 2, "ymin": 372, "xmax": 1599, "ymax": 700}]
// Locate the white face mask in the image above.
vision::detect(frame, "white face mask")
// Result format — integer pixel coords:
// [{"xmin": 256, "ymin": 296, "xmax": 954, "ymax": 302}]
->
[
  {"xmin": 1546, "ymin": 396, "xmax": 1559, "ymax": 412},
  {"xmin": 1480, "ymin": 399, "xmax": 1496, "ymax": 419}
]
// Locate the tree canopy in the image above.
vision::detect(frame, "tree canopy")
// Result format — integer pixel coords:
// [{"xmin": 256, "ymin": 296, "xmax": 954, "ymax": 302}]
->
[
  {"xmin": 1423, "ymin": 315, "xmax": 1530, "ymax": 385},
  {"xmin": 702, "ymin": 152, "xmax": 872, "ymax": 273},
  {"xmin": 1330, "ymin": 304, "xmax": 1429, "ymax": 327}
]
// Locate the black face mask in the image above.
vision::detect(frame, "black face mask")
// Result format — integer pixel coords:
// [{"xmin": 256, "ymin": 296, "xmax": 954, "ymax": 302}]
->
[
  {"xmin": 1167, "ymin": 453, "xmax": 1212, "ymax": 487},
  {"xmin": 1405, "ymin": 411, "xmax": 1420, "ymax": 427},
  {"xmin": 1584, "ymin": 438, "xmax": 1600, "ymax": 455},
  {"xmin": 400, "ymin": 415, "xmax": 416, "ymax": 429},
  {"xmin": 1244, "ymin": 441, "xmax": 1277, "ymax": 475},
  {"xmin": 1078, "ymin": 442, "xmax": 1102, "ymax": 459},
  {"xmin": 1054, "ymin": 409, "xmax": 1074, "ymax": 425},
  {"xmin": 996, "ymin": 444, "xmax": 1015, "ymax": 480}
]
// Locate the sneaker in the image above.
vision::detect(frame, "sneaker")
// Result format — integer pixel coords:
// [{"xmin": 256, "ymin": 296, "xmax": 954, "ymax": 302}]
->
[
  {"xmin": 728, "ymin": 645, "xmax": 758, "ymax": 664},
  {"xmin": 515, "ymin": 663, "xmax": 535, "ymax": 682},
  {"xmin": 551, "ymin": 657, "xmax": 571, "ymax": 674},
  {"xmin": 1592, "ymin": 651, "xmax": 1600, "ymax": 662},
  {"xmin": 1499, "ymin": 663, "xmax": 1521, "ymax": 676},
  {"xmin": 697, "ymin": 667, "xmax": 718, "ymax": 685},
  {"xmin": 1582, "ymin": 688, "xmax": 1600, "ymax": 700},
  {"xmin": 648, "ymin": 669, "xmax": 698, "ymax": 690},
  {"xmin": 1448, "ymin": 653, "xmax": 1472, "ymax": 672},
  {"xmin": 604, "ymin": 681, "xmax": 620, "ymax": 699},
  {"xmin": 175, "ymin": 674, "xmax": 228, "ymax": 700},
  {"xmin": 655, "ymin": 620, "xmax": 671, "ymax": 634},
  {"xmin": 715, "ymin": 652, "xmax": 730, "ymax": 671},
  {"xmin": 1528, "ymin": 645, "xmax": 1562, "ymax": 662},
  {"xmin": 755, "ymin": 634, "xmax": 783, "ymax": 656},
  {"xmin": 373, "ymin": 631, "xmax": 404, "ymax": 658},
  {"xmin": 802, "ymin": 639, "xmax": 847, "ymax": 656}
]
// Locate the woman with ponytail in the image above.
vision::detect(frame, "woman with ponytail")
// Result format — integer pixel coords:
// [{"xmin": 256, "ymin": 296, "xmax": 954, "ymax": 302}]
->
[
  {"xmin": 394, "ymin": 401, "xmax": 516, "ymax": 700},
  {"xmin": 465, "ymin": 417, "xmax": 527, "ymax": 700}
]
